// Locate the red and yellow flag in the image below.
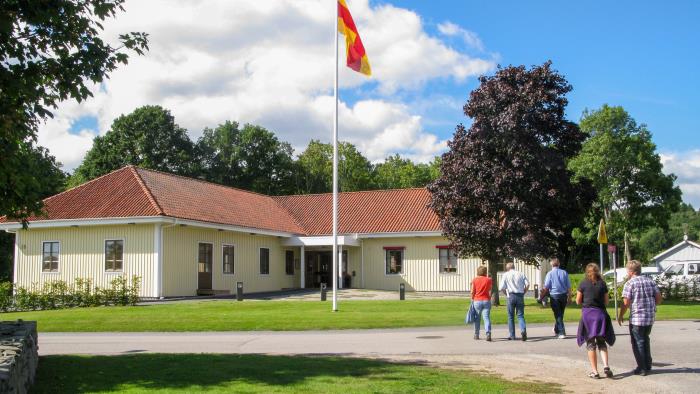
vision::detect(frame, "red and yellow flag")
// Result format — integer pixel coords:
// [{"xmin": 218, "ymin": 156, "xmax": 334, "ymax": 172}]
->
[{"xmin": 338, "ymin": 0, "xmax": 371, "ymax": 76}]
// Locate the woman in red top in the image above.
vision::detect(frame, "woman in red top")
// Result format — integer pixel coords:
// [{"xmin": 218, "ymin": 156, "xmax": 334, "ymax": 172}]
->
[{"xmin": 471, "ymin": 265, "xmax": 493, "ymax": 341}]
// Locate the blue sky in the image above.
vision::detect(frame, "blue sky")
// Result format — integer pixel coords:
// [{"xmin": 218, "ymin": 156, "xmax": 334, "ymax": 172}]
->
[
  {"xmin": 367, "ymin": 0, "xmax": 700, "ymax": 151},
  {"xmin": 43, "ymin": 0, "xmax": 700, "ymax": 206}
]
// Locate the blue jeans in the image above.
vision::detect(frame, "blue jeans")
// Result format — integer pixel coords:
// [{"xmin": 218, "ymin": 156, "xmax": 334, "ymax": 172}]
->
[
  {"xmin": 507, "ymin": 293, "xmax": 526, "ymax": 338},
  {"xmin": 630, "ymin": 324, "xmax": 653, "ymax": 371},
  {"xmin": 550, "ymin": 293, "xmax": 568, "ymax": 335},
  {"xmin": 473, "ymin": 300, "xmax": 491, "ymax": 335}
]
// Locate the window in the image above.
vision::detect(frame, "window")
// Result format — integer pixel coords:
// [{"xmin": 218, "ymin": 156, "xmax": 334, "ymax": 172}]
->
[
  {"xmin": 438, "ymin": 247, "xmax": 457, "ymax": 273},
  {"xmin": 384, "ymin": 247, "xmax": 403, "ymax": 274},
  {"xmin": 198, "ymin": 243, "xmax": 213, "ymax": 273},
  {"xmin": 223, "ymin": 245, "xmax": 235, "ymax": 274},
  {"xmin": 105, "ymin": 240, "xmax": 124, "ymax": 271},
  {"xmin": 260, "ymin": 248, "xmax": 270, "ymax": 275},
  {"xmin": 689, "ymin": 263, "xmax": 699, "ymax": 275},
  {"xmin": 665, "ymin": 264, "xmax": 684, "ymax": 276},
  {"xmin": 42, "ymin": 241, "xmax": 60, "ymax": 272},
  {"xmin": 285, "ymin": 250, "xmax": 294, "ymax": 275}
]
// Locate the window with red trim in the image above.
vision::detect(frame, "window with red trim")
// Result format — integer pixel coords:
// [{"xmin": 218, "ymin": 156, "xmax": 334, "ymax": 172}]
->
[
  {"xmin": 384, "ymin": 247, "xmax": 404, "ymax": 274},
  {"xmin": 438, "ymin": 247, "xmax": 457, "ymax": 273}
]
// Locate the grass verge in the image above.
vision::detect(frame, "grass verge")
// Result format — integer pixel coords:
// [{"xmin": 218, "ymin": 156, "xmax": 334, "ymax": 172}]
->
[
  {"xmin": 34, "ymin": 354, "xmax": 559, "ymax": 393},
  {"xmin": 4, "ymin": 299, "xmax": 699, "ymax": 332}
]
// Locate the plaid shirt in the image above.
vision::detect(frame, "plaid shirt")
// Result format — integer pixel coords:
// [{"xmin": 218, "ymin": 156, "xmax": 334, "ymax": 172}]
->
[{"xmin": 622, "ymin": 275, "xmax": 660, "ymax": 326}]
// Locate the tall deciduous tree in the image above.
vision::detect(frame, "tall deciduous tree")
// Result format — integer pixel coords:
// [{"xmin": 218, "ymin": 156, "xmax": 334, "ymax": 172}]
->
[
  {"xmin": 197, "ymin": 122, "xmax": 297, "ymax": 195},
  {"xmin": 296, "ymin": 140, "xmax": 374, "ymax": 193},
  {"xmin": 374, "ymin": 154, "xmax": 440, "ymax": 189},
  {"xmin": 429, "ymin": 62, "xmax": 593, "ymax": 304},
  {"xmin": 568, "ymin": 105, "xmax": 682, "ymax": 262},
  {"xmin": 71, "ymin": 106, "xmax": 197, "ymax": 185},
  {"xmin": 1, "ymin": 0, "xmax": 148, "ymax": 221}
]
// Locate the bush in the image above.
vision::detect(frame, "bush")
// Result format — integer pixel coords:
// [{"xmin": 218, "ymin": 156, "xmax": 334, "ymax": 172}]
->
[
  {"xmin": 655, "ymin": 275, "xmax": 700, "ymax": 302},
  {"xmin": 0, "ymin": 275, "xmax": 141, "ymax": 312}
]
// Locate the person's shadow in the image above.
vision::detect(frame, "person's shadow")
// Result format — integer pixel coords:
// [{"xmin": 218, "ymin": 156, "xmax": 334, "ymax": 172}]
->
[{"xmin": 609, "ymin": 363, "xmax": 700, "ymax": 380}]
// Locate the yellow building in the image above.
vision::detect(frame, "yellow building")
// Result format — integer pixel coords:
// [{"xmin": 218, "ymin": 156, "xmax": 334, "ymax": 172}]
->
[{"xmin": 0, "ymin": 166, "xmax": 543, "ymax": 298}]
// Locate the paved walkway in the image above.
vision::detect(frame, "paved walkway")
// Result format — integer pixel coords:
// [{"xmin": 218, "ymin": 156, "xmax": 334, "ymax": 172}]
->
[{"xmin": 39, "ymin": 320, "xmax": 699, "ymax": 393}]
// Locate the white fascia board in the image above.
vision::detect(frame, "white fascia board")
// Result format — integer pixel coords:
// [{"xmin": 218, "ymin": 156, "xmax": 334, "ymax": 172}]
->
[
  {"xmin": 0, "ymin": 216, "xmax": 170, "ymax": 231},
  {"xmin": 282, "ymin": 235, "xmax": 361, "ymax": 247},
  {"xmin": 356, "ymin": 231, "xmax": 443, "ymax": 239},
  {"xmin": 173, "ymin": 218, "xmax": 296, "ymax": 238},
  {"xmin": 652, "ymin": 240, "xmax": 690, "ymax": 262},
  {"xmin": 0, "ymin": 216, "xmax": 297, "ymax": 238}
]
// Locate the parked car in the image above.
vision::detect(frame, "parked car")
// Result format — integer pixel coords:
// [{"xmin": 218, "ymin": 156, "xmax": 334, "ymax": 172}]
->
[
  {"xmin": 661, "ymin": 261, "xmax": 700, "ymax": 280},
  {"xmin": 604, "ymin": 266, "xmax": 660, "ymax": 287}
]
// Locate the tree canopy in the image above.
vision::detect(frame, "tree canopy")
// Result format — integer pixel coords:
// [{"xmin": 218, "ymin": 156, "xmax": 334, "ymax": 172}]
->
[
  {"xmin": 71, "ymin": 105, "xmax": 197, "ymax": 185},
  {"xmin": 1, "ymin": 0, "xmax": 148, "ymax": 221},
  {"xmin": 296, "ymin": 140, "xmax": 374, "ymax": 194},
  {"xmin": 374, "ymin": 155, "xmax": 440, "ymax": 190},
  {"xmin": 568, "ymin": 105, "xmax": 682, "ymax": 262},
  {"xmin": 429, "ymin": 62, "xmax": 594, "ymax": 302}
]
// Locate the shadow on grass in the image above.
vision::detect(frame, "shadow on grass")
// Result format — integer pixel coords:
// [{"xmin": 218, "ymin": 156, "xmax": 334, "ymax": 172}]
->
[{"xmin": 35, "ymin": 354, "xmax": 560, "ymax": 393}]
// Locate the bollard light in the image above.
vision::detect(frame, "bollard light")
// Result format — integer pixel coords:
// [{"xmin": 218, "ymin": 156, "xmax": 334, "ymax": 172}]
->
[
  {"xmin": 320, "ymin": 283, "xmax": 327, "ymax": 301},
  {"xmin": 399, "ymin": 283, "xmax": 405, "ymax": 300},
  {"xmin": 236, "ymin": 281, "xmax": 243, "ymax": 301}
]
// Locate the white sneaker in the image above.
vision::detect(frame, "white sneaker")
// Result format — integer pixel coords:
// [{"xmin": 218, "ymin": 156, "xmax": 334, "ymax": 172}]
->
[{"xmin": 558, "ymin": 334, "xmax": 566, "ymax": 339}]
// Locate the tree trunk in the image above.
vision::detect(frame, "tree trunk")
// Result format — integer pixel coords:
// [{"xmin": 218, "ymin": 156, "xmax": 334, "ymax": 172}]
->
[
  {"xmin": 487, "ymin": 256, "xmax": 500, "ymax": 306},
  {"xmin": 624, "ymin": 231, "xmax": 631, "ymax": 264}
]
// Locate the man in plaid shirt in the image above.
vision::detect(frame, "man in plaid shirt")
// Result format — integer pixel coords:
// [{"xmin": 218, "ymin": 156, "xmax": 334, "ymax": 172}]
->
[{"xmin": 617, "ymin": 260, "xmax": 662, "ymax": 376}]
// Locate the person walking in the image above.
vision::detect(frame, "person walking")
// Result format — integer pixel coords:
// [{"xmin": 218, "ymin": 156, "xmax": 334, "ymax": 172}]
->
[
  {"xmin": 617, "ymin": 260, "xmax": 662, "ymax": 376},
  {"xmin": 471, "ymin": 265, "xmax": 493, "ymax": 341},
  {"xmin": 576, "ymin": 263, "xmax": 615, "ymax": 379},
  {"xmin": 543, "ymin": 258, "xmax": 571, "ymax": 339},
  {"xmin": 499, "ymin": 262, "xmax": 529, "ymax": 341}
]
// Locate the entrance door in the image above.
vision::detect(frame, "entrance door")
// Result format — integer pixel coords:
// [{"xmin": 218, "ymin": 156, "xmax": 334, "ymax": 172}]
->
[{"xmin": 198, "ymin": 243, "xmax": 213, "ymax": 290}]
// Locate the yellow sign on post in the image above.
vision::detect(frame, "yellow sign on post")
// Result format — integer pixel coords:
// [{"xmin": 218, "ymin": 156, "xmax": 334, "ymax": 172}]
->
[{"xmin": 597, "ymin": 219, "xmax": 608, "ymax": 244}]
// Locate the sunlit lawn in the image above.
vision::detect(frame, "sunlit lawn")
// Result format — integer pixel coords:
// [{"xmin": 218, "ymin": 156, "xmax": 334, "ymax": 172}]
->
[
  {"xmin": 34, "ymin": 354, "xmax": 560, "ymax": 394},
  {"xmin": 4, "ymin": 298, "xmax": 698, "ymax": 332}
]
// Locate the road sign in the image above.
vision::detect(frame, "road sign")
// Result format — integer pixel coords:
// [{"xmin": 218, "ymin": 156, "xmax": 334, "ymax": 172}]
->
[
  {"xmin": 597, "ymin": 219, "xmax": 608, "ymax": 244},
  {"xmin": 607, "ymin": 244, "xmax": 616, "ymax": 253}
]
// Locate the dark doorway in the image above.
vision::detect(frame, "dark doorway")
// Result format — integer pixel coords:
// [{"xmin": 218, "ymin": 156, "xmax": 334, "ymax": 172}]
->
[
  {"xmin": 198, "ymin": 243, "xmax": 213, "ymax": 290},
  {"xmin": 305, "ymin": 250, "xmax": 349, "ymax": 288}
]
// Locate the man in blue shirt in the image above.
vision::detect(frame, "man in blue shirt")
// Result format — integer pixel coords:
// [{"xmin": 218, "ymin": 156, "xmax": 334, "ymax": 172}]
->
[{"xmin": 543, "ymin": 258, "xmax": 571, "ymax": 338}]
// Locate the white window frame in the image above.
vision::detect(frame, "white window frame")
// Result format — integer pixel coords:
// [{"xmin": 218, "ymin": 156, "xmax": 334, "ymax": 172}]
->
[
  {"xmin": 104, "ymin": 238, "xmax": 125, "ymax": 273},
  {"xmin": 384, "ymin": 248, "xmax": 404, "ymax": 276},
  {"xmin": 222, "ymin": 243, "xmax": 235, "ymax": 275},
  {"xmin": 438, "ymin": 247, "xmax": 459, "ymax": 275},
  {"xmin": 41, "ymin": 240, "xmax": 61, "ymax": 274},
  {"xmin": 259, "ymin": 247, "xmax": 271, "ymax": 276}
]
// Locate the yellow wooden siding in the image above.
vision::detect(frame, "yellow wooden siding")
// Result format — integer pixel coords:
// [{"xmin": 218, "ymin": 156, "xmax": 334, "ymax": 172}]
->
[
  {"xmin": 360, "ymin": 237, "xmax": 542, "ymax": 292},
  {"xmin": 161, "ymin": 226, "xmax": 298, "ymax": 296},
  {"xmin": 14, "ymin": 224, "xmax": 155, "ymax": 297}
]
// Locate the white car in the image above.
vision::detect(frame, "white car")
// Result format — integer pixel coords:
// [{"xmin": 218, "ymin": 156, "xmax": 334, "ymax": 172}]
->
[
  {"xmin": 603, "ymin": 267, "xmax": 660, "ymax": 285},
  {"xmin": 661, "ymin": 261, "xmax": 700, "ymax": 280}
]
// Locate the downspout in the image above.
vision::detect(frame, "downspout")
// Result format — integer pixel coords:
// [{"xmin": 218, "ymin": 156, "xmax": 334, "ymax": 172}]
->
[
  {"xmin": 361, "ymin": 238, "xmax": 365, "ymax": 289},
  {"xmin": 6, "ymin": 229, "xmax": 19, "ymax": 293}
]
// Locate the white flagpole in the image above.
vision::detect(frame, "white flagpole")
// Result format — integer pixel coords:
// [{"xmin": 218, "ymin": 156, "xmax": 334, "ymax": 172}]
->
[{"xmin": 332, "ymin": 0, "xmax": 339, "ymax": 312}]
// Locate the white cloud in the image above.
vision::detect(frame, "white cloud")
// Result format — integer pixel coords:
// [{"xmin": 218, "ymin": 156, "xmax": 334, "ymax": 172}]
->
[
  {"xmin": 660, "ymin": 150, "xmax": 700, "ymax": 209},
  {"xmin": 38, "ymin": 0, "xmax": 496, "ymax": 171},
  {"xmin": 437, "ymin": 21, "xmax": 485, "ymax": 52}
]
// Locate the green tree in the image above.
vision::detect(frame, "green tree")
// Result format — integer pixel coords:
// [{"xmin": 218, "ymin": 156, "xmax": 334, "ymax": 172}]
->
[
  {"xmin": 1, "ymin": 0, "xmax": 148, "ymax": 221},
  {"xmin": 636, "ymin": 203, "xmax": 700, "ymax": 263},
  {"xmin": 0, "ymin": 144, "xmax": 66, "ymax": 280},
  {"xmin": 429, "ymin": 62, "xmax": 594, "ymax": 304},
  {"xmin": 296, "ymin": 140, "xmax": 374, "ymax": 193},
  {"xmin": 373, "ymin": 154, "xmax": 440, "ymax": 189},
  {"xmin": 197, "ymin": 122, "xmax": 297, "ymax": 195},
  {"xmin": 568, "ymin": 105, "xmax": 682, "ymax": 262},
  {"xmin": 71, "ymin": 106, "xmax": 198, "ymax": 185}
]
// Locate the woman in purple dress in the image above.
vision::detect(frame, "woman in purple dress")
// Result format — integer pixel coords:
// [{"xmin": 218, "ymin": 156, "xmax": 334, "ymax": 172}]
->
[{"xmin": 576, "ymin": 263, "xmax": 616, "ymax": 379}]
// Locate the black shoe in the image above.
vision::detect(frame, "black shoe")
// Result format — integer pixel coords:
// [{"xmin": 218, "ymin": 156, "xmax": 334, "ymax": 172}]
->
[
  {"xmin": 486, "ymin": 333, "xmax": 492, "ymax": 342},
  {"xmin": 641, "ymin": 369, "xmax": 648, "ymax": 376},
  {"xmin": 508, "ymin": 336, "xmax": 514, "ymax": 340},
  {"xmin": 521, "ymin": 331, "xmax": 527, "ymax": 341},
  {"xmin": 633, "ymin": 368, "xmax": 643, "ymax": 375},
  {"xmin": 473, "ymin": 334, "xmax": 479, "ymax": 340}
]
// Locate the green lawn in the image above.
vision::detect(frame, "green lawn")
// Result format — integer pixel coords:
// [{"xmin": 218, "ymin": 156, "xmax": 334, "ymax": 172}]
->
[
  {"xmin": 34, "ymin": 354, "xmax": 559, "ymax": 393},
  {"xmin": 4, "ymin": 299, "xmax": 699, "ymax": 332}
]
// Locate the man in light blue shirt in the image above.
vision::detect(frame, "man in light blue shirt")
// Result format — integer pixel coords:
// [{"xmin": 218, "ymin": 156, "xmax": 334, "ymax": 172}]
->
[
  {"xmin": 543, "ymin": 258, "xmax": 571, "ymax": 338},
  {"xmin": 499, "ymin": 262, "xmax": 530, "ymax": 341}
]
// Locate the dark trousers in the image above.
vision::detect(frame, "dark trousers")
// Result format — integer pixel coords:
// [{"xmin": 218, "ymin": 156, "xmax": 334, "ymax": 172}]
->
[
  {"xmin": 629, "ymin": 324, "xmax": 653, "ymax": 371},
  {"xmin": 549, "ymin": 294, "xmax": 568, "ymax": 335}
]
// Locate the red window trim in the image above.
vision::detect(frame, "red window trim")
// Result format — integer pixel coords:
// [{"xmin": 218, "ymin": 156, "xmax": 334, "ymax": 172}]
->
[
  {"xmin": 383, "ymin": 246, "xmax": 405, "ymax": 251},
  {"xmin": 435, "ymin": 245, "xmax": 451, "ymax": 249}
]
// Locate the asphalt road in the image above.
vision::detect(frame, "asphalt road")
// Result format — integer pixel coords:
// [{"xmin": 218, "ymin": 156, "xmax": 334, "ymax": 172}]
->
[{"xmin": 39, "ymin": 320, "xmax": 700, "ymax": 393}]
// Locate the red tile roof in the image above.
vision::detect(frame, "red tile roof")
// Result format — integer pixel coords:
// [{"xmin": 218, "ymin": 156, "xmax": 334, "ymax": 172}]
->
[
  {"xmin": 273, "ymin": 188, "xmax": 441, "ymax": 235},
  {"xmin": 1, "ymin": 166, "xmax": 442, "ymax": 235}
]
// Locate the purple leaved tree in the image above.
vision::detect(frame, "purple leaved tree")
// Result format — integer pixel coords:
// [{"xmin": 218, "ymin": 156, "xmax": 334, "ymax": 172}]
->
[{"xmin": 428, "ymin": 62, "xmax": 594, "ymax": 305}]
